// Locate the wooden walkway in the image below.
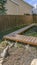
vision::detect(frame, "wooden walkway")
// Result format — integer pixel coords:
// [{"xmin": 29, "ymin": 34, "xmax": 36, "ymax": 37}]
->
[
  {"xmin": 3, "ymin": 34, "xmax": 37, "ymax": 46},
  {"xmin": 3, "ymin": 24, "xmax": 37, "ymax": 46},
  {"xmin": 3, "ymin": 23, "xmax": 36, "ymax": 37}
]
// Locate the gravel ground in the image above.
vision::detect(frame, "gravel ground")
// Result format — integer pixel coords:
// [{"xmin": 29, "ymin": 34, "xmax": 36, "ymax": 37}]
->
[{"xmin": 2, "ymin": 44, "xmax": 37, "ymax": 65}]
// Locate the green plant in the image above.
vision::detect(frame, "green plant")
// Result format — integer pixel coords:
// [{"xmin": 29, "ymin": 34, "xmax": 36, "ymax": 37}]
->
[
  {"xmin": 0, "ymin": 0, "xmax": 7, "ymax": 15},
  {"xmin": 0, "ymin": 40, "xmax": 8, "ymax": 47}
]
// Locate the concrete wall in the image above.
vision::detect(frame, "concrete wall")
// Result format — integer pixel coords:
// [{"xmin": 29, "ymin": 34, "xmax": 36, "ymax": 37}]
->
[{"xmin": 5, "ymin": 0, "xmax": 33, "ymax": 15}]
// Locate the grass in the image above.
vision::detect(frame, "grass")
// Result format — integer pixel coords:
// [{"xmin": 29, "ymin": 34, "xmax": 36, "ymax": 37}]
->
[
  {"xmin": 0, "ymin": 24, "xmax": 27, "ymax": 41},
  {"xmin": 22, "ymin": 26, "xmax": 37, "ymax": 37}
]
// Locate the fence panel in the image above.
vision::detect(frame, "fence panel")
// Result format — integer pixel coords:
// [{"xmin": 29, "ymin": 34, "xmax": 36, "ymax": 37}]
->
[{"xmin": 0, "ymin": 15, "xmax": 37, "ymax": 32}]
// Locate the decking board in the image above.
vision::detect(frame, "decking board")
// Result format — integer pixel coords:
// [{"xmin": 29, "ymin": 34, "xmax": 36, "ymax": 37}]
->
[{"xmin": 3, "ymin": 34, "xmax": 37, "ymax": 46}]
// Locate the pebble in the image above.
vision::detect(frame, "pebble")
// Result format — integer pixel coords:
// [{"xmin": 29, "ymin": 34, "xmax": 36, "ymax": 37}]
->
[
  {"xmin": 31, "ymin": 59, "xmax": 37, "ymax": 65},
  {"xmin": 9, "ymin": 43, "xmax": 14, "ymax": 48},
  {"xmin": 14, "ymin": 42, "xmax": 18, "ymax": 48},
  {"xmin": 25, "ymin": 45, "xmax": 30, "ymax": 50},
  {"xmin": 1, "ymin": 46, "xmax": 9, "ymax": 58},
  {"xmin": 0, "ymin": 58, "xmax": 4, "ymax": 65}
]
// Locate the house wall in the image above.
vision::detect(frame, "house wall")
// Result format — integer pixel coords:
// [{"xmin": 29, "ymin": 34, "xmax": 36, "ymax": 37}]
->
[
  {"xmin": 5, "ymin": 0, "xmax": 19, "ymax": 15},
  {"xmin": 18, "ymin": 0, "xmax": 32, "ymax": 15},
  {"xmin": 5, "ymin": 0, "xmax": 33, "ymax": 15}
]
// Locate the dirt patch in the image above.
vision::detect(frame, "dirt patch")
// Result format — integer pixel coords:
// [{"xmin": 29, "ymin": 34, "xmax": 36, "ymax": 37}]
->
[{"xmin": 3, "ymin": 45, "xmax": 37, "ymax": 65}]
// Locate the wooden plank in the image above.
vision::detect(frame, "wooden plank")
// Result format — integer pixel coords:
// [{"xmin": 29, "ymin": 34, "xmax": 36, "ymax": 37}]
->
[
  {"xmin": 3, "ymin": 34, "xmax": 37, "ymax": 46},
  {"xmin": 4, "ymin": 23, "xmax": 36, "ymax": 37}
]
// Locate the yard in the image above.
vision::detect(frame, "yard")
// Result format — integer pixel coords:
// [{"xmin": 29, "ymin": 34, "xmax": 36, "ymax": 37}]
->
[
  {"xmin": 0, "ymin": 24, "xmax": 37, "ymax": 65},
  {"xmin": 0, "ymin": 15, "xmax": 37, "ymax": 65},
  {"xmin": 0, "ymin": 0, "xmax": 37, "ymax": 64}
]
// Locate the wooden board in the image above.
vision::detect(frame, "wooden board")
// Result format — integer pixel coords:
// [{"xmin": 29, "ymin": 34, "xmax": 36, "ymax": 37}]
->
[{"xmin": 3, "ymin": 34, "xmax": 37, "ymax": 46}]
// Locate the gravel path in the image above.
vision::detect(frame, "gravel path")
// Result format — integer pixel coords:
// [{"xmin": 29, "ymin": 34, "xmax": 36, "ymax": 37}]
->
[{"xmin": 3, "ymin": 45, "xmax": 37, "ymax": 65}]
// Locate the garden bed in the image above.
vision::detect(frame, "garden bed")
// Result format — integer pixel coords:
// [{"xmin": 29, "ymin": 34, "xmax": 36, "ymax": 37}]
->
[
  {"xmin": 21, "ymin": 26, "xmax": 37, "ymax": 37},
  {"xmin": 0, "ymin": 24, "xmax": 27, "ymax": 41}
]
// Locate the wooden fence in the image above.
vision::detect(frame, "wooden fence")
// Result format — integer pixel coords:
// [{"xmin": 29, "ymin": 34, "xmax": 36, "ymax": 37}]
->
[
  {"xmin": 0, "ymin": 15, "xmax": 37, "ymax": 32},
  {"xmin": 33, "ymin": 14, "xmax": 37, "ymax": 23}
]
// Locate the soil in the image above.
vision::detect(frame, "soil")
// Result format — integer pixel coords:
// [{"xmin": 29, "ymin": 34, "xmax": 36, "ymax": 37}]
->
[{"xmin": 2, "ymin": 45, "xmax": 37, "ymax": 65}]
